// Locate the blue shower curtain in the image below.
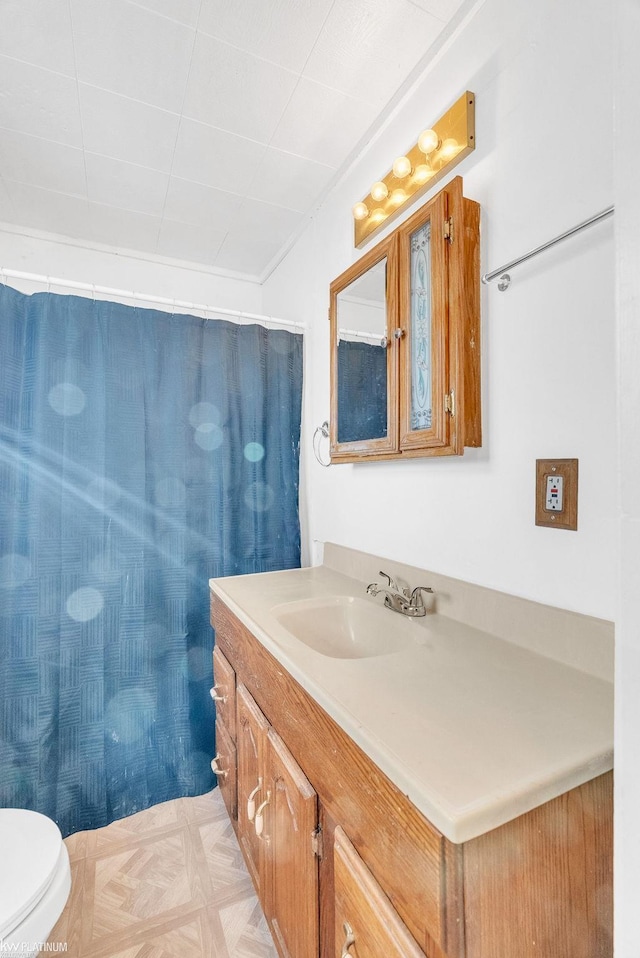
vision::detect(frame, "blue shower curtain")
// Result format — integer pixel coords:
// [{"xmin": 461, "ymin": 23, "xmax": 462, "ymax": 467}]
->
[{"xmin": 0, "ymin": 283, "xmax": 302, "ymax": 836}]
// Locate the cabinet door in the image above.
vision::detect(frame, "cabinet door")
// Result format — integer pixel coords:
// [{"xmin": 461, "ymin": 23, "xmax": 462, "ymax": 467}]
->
[
  {"xmin": 397, "ymin": 189, "xmax": 450, "ymax": 454},
  {"xmin": 213, "ymin": 718, "xmax": 237, "ymax": 822},
  {"xmin": 263, "ymin": 728, "xmax": 319, "ymax": 958},
  {"xmin": 333, "ymin": 826, "xmax": 426, "ymax": 958},
  {"xmin": 212, "ymin": 645, "xmax": 236, "ymax": 741},
  {"xmin": 236, "ymin": 683, "xmax": 269, "ymax": 895}
]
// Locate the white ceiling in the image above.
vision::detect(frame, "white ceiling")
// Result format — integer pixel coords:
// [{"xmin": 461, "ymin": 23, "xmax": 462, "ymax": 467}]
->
[{"xmin": 0, "ymin": 0, "xmax": 468, "ymax": 281}]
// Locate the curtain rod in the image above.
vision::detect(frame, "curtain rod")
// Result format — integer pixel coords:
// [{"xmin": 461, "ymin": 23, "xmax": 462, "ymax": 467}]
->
[
  {"xmin": 0, "ymin": 266, "xmax": 305, "ymax": 332},
  {"xmin": 482, "ymin": 206, "xmax": 614, "ymax": 290}
]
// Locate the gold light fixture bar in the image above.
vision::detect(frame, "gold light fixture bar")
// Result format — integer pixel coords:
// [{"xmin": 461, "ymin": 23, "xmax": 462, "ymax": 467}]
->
[{"xmin": 353, "ymin": 91, "xmax": 475, "ymax": 247}]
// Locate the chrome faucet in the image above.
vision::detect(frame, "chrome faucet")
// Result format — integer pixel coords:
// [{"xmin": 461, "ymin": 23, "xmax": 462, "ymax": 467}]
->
[{"xmin": 366, "ymin": 570, "xmax": 434, "ymax": 617}]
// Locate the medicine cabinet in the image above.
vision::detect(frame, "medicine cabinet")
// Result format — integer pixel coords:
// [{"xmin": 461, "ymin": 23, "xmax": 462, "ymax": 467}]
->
[{"xmin": 329, "ymin": 176, "xmax": 481, "ymax": 463}]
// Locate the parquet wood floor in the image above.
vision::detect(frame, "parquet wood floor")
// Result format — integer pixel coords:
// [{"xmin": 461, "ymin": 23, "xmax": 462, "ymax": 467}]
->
[{"xmin": 44, "ymin": 789, "xmax": 277, "ymax": 958}]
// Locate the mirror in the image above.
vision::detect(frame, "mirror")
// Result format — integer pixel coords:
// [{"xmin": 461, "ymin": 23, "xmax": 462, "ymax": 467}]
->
[
  {"xmin": 336, "ymin": 260, "xmax": 387, "ymax": 443},
  {"xmin": 330, "ymin": 235, "xmax": 398, "ymax": 459}
]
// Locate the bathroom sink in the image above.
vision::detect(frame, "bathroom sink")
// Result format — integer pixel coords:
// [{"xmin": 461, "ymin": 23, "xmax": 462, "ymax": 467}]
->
[{"xmin": 271, "ymin": 595, "xmax": 416, "ymax": 658}]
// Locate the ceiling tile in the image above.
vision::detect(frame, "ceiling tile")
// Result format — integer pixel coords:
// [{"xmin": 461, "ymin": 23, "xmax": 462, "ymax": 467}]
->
[
  {"xmin": 85, "ymin": 154, "xmax": 169, "ymax": 216},
  {"xmin": 0, "ymin": 0, "xmax": 468, "ymax": 280},
  {"xmin": 0, "ymin": 131, "xmax": 86, "ymax": 196},
  {"xmin": 88, "ymin": 202, "xmax": 161, "ymax": 251},
  {"xmin": 303, "ymin": 0, "xmax": 444, "ymax": 104},
  {"xmin": 197, "ymin": 0, "xmax": 334, "ymax": 73},
  {"xmin": 71, "ymin": 0, "xmax": 195, "ymax": 113},
  {"xmin": 125, "ymin": 0, "xmax": 201, "ymax": 27},
  {"xmin": 171, "ymin": 119, "xmax": 266, "ymax": 194},
  {"xmin": 182, "ymin": 33, "xmax": 298, "ymax": 143},
  {"xmin": 234, "ymin": 198, "xmax": 303, "ymax": 246},
  {"xmin": 215, "ymin": 196, "xmax": 303, "ymax": 276},
  {"xmin": 4, "ymin": 181, "xmax": 91, "ymax": 237},
  {"xmin": 163, "ymin": 178, "xmax": 243, "ymax": 231},
  {"xmin": 0, "ymin": 0, "xmax": 76, "ymax": 77},
  {"xmin": 407, "ymin": 0, "xmax": 466, "ymax": 20},
  {"xmin": 78, "ymin": 85, "xmax": 180, "ymax": 172},
  {"xmin": 156, "ymin": 218, "xmax": 227, "ymax": 265},
  {"xmin": 214, "ymin": 232, "xmax": 286, "ymax": 277},
  {"xmin": 246, "ymin": 147, "xmax": 335, "ymax": 213},
  {"xmin": 270, "ymin": 78, "xmax": 378, "ymax": 167},
  {"xmin": 0, "ymin": 56, "xmax": 82, "ymax": 146}
]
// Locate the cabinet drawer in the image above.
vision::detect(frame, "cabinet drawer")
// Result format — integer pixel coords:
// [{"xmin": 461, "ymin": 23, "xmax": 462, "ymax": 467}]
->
[
  {"xmin": 213, "ymin": 717, "xmax": 237, "ymax": 822},
  {"xmin": 212, "ymin": 645, "xmax": 236, "ymax": 740},
  {"xmin": 334, "ymin": 826, "xmax": 426, "ymax": 958}
]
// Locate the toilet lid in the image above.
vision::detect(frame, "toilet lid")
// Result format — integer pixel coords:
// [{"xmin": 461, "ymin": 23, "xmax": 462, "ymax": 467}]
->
[{"xmin": 0, "ymin": 809, "xmax": 64, "ymax": 939}]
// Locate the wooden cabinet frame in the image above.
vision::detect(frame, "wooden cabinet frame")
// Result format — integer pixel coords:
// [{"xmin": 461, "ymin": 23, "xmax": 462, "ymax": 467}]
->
[{"xmin": 329, "ymin": 176, "xmax": 481, "ymax": 463}]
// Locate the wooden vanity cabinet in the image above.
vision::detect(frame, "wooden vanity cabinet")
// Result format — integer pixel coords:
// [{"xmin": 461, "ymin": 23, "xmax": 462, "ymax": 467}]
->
[{"xmin": 210, "ymin": 593, "xmax": 612, "ymax": 958}]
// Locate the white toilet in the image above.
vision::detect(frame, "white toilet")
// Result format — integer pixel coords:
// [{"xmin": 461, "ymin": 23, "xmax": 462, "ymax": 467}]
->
[{"xmin": 0, "ymin": 809, "xmax": 71, "ymax": 957}]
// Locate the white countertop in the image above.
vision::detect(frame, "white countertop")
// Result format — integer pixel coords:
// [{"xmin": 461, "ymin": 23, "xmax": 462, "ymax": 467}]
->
[{"xmin": 210, "ymin": 563, "xmax": 613, "ymax": 844}]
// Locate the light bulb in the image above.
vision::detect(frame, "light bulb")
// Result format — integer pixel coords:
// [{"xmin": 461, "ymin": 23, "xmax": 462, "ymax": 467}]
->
[
  {"xmin": 414, "ymin": 164, "xmax": 434, "ymax": 184},
  {"xmin": 418, "ymin": 128, "xmax": 440, "ymax": 155},
  {"xmin": 440, "ymin": 137, "xmax": 459, "ymax": 159},
  {"xmin": 392, "ymin": 155, "xmax": 412, "ymax": 179},
  {"xmin": 390, "ymin": 188, "xmax": 406, "ymax": 205},
  {"xmin": 370, "ymin": 181, "xmax": 389, "ymax": 202},
  {"xmin": 352, "ymin": 201, "xmax": 369, "ymax": 221}
]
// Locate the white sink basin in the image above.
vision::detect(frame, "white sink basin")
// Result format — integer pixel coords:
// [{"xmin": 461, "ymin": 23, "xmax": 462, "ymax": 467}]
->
[{"xmin": 272, "ymin": 595, "xmax": 416, "ymax": 658}]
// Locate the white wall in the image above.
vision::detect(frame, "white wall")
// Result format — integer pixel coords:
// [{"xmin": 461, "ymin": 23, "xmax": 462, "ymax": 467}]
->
[
  {"xmin": 263, "ymin": 0, "xmax": 615, "ymax": 620},
  {"xmin": 614, "ymin": 0, "xmax": 640, "ymax": 952},
  {"xmin": 0, "ymin": 225, "xmax": 263, "ymax": 317}
]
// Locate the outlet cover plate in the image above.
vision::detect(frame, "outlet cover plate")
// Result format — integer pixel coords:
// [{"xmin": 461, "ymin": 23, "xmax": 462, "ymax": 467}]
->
[{"xmin": 535, "ymin": 459, "xmax": 578, "ymax": 530}]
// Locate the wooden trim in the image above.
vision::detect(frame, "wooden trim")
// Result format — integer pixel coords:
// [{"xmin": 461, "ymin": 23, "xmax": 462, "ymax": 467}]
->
[{"xmin": 462, "ymin": 197, "xmax": 481, "ymax": 448}]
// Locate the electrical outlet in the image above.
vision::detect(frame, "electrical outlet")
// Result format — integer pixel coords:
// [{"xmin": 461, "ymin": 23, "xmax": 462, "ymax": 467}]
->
[
  {"xmin": 545, "ymin": 474, "xmax": 564, "ymax": 511},
  {"xmin": 535, "ymin": 459, "xmax": 578, "ymax": 530}
]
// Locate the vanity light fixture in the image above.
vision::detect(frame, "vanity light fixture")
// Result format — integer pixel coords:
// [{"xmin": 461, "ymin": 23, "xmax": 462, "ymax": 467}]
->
[{"xmin": 352, "ymin": 91, "xmax": 475, "ymax": 247}]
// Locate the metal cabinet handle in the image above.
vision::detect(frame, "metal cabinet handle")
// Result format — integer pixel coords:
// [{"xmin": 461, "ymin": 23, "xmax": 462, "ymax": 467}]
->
[
  {"xmin": 209, "ymin": 685, "xmax": 226, "ymax": 704},
  {"xmin": 247, "ymin": 779, "xmax": 262, "ymax": 821},
  {"xmin": 254, "ymin": 791, "xmax": 271, "ymax": 839},
  {"xmin": 341, "ymin": 921, "xmax": 356, "ymax": 958},
  {"xmin": 210, "ymin": 754, "xmax": 227, "ymax": 778},
  {"xmin": 393, "ymin": 327, "xmax": 405, "ymax": 340}
]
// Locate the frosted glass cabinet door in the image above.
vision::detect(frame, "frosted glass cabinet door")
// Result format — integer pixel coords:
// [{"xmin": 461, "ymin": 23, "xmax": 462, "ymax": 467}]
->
[{"xmin": 398, "ymin": 189, "xmax": 450, "ymax": 452}]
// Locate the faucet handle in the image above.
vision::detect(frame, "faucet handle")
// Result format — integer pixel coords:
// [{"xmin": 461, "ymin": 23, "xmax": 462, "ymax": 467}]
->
[
  {"xmin": 409, "ymin": 585, "xmax": 434, "ymax": 609},
  {"xmin": 379, "ymin": 570, "xmax": 400, "ymax": 592}
]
